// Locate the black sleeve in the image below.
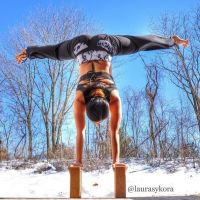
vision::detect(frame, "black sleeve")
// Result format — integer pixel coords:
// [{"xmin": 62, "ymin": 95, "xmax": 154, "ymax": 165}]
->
[
  {"xmin": 26, "ymin": 39, "xmax": 75, "ymax": 60},
  {"xmin": 112, "ymin": 35, "xmax": 175, "ymax": 56}
]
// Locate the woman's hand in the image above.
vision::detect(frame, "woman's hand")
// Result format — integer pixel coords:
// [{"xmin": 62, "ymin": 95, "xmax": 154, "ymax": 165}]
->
[
  {"xmin": 70, "ymin": 162, "xmax": 83, "ymax": 168},
  {"xmin": 112, "ymin": 163, "xmax": 128, "ymax": 171},
  {"xmin": 16, "ymin": 49, "xmax": 28, "ymax": 64},
  {"xmin": 172, "ymin": 35, "xmax": 189, "ymax": 47}
]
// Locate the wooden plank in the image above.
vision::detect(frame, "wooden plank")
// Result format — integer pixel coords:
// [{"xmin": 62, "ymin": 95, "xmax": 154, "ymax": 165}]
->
[
  {"xmin": 114, "ymin": 163, "xmax": 127, "ymax": 198},
  {"xmin": 69, "ymin": 166, "xmax": 82, "ymax": 198}
]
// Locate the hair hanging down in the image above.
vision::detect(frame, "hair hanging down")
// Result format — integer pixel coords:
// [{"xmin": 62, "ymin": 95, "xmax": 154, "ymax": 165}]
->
[
  {"xmin": 85, "ymin": 88, "xmax": 109, "ymax": 122},
  {"xmin": 86, "ymin": 97, "xmax": 109, "ymax": 122}
]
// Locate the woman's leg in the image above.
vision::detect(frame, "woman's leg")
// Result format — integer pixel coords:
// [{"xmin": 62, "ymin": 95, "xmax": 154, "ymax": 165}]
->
[
  {"xmin": 73, "ymin": 93, "xmax": 86, "ymax": 166},
  {"xmin": 109, "ymin": 90, "xmax": 122, "ymax": 164}
]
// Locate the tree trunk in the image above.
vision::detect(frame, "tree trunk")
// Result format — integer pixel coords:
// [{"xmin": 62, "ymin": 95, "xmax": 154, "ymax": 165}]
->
[
  {"xmin": 51, "ymin": 81, "xmax": 56, "ymax": 154},
  {"xmin": 27, "ymin": 114, "xmax": 33, "ymax": 159}
]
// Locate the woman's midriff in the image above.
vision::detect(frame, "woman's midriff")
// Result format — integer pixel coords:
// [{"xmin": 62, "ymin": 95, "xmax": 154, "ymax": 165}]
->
[
  {"xmin": 79, "ymin": 60, "xmax": 111, "ymax": 76},
  {"xmin": 79, "ymin": 61, "xmax": 114, "ymax": 84},
  {"xmin": 79, "ymin": 60, "xmax": 114, "ymax": 85}
]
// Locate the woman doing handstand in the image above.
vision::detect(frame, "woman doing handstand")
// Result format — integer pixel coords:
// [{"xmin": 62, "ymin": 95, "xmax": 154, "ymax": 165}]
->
[{"xmin": 16, "ymin": 34, "xmax": 188, "ymax": 167}]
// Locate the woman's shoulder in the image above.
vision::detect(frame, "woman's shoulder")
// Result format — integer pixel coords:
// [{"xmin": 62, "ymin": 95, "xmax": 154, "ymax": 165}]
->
[
  {"xmin": 75, "ymin": 90, "xmax": 85, "ymax": 103},
  {"xmin": 109, "ymin": 89, "xmax": 121, "ymax": 104}
]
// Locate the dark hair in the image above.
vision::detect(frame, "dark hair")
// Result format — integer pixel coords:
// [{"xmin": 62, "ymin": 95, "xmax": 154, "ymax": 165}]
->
[{"xmin": 86, "ymin": 96, "xmax": 109, "ymax": 122}]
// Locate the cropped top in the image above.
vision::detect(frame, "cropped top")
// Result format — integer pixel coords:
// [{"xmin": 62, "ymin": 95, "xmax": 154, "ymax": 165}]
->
[
  {"xmin": 76, "ymin": 71, "xmax": 117, "ymax": 103},
  {"xmin": 26, "ymin": 34, "xmax": 175, "ymax": 64}
]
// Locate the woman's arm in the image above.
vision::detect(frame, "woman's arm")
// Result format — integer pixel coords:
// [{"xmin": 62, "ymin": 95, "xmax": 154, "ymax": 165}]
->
[
  {"xmin": 109, "ymin": 90, "xmax": 122, "ymax": 164},
  {"xmin": 73, "ymin": 92, "xmax": 86, "ymax": 167}
]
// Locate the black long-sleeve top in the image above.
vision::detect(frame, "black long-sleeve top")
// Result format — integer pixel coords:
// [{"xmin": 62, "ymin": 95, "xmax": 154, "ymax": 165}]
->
[{"xmin": 26, "ymin": 34, "xmax": 175, "ymax": 64}]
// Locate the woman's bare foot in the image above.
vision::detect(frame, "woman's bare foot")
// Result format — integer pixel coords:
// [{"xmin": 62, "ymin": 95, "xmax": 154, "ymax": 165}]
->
[{"xmin": 172, "ymin": 35, "xmax": 189, "ymax": 47}]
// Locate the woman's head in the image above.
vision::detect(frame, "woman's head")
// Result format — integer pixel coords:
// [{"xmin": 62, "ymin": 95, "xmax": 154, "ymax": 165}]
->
[{"xmin": 86, "ymin": 88, "xmax": 109, "ymax": 122}]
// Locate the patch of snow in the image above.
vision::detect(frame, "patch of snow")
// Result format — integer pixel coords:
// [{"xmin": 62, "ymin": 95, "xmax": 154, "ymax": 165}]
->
[{"xmin": 0, "ymin": 159, "xmax": 199, "ymax": 198}]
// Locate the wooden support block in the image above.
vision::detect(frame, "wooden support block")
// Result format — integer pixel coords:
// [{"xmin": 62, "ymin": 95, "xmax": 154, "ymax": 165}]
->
[
  {"xmin": 69, "ymin": 166, "xmax": 82, "ymax": 198},
  {"xmin": 114, "ymin": 163, "xmax": 127, "ymax": 198}
]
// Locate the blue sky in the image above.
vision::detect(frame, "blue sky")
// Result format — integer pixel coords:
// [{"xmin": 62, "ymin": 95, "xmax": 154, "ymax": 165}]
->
[
  {"xmin": 0, "ymin": 0, "xmax": 199, "ymax": 143},
  {"xmin": 0, "ymin": 0, "xmax": 199, "ymax": 99},
  {"xmin": 0, "ymin": 0, "xmax": 198, "ymax": 34}
]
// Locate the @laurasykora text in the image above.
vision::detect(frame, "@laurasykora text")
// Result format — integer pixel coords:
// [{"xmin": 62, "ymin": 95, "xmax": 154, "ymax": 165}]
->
[{"xmin": 128, "ymin": 185, "xmax": 174, "ymax": 194}]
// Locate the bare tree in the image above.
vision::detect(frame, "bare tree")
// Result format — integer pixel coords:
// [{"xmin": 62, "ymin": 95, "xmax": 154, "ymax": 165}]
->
[
  {"xmin": 0, "ymin": 6, "xmax": 96, "ymax": 159},
  {"xmin": 152, "ymin": 6, "xmax": 200, "ymax": 132},
  {"xmin": 0, "ymin": 56, "xmax": 36, "ymax": 159},
  {"xmin": 90, "ymin": 120, "xmax": 111, "ymax": 160},
  {"xmin": 0, "ymin": 116, "xmax": 14, "ymax": 158},
  {"xmin": 123, "ymin": 88, "xmax": 145, "ymax": 157},
  {"xmin": 170, "ymin": 96, "xmax": 198, "ymax": 161},
  {"xmin": 25, "ymin": 8, "xmax": 94, "ymax": 158},
  {"xmin": 0, "ymin": 139, "xmax": 9, "ymax": 161},
  {"xmin": 145, "ymin": 62, "xmax": 160, "ymax": 158},
  {"xmin": 156, "ymin": 99, "xmax": 171, "ymax": 160}
]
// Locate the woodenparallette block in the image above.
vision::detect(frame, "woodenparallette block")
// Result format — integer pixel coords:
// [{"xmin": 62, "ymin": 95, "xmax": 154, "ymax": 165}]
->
[
  {"xmin": 69, "ymin": 166, "xmax": 82, "ymax": 198},
  {"xmin": 114, "ymin": 163, "xmax": 127, "ymax": 198}
]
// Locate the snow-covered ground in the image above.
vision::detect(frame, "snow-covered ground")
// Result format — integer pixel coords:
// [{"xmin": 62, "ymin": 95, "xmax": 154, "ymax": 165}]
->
[{"xmin": 0, "ymin": 159, "xmax": 200, "ymax": 198}]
